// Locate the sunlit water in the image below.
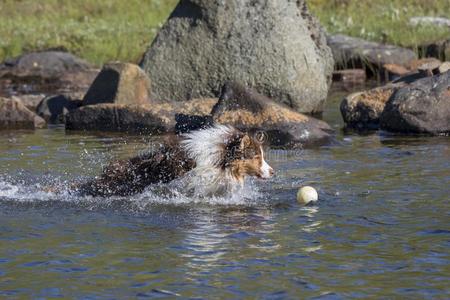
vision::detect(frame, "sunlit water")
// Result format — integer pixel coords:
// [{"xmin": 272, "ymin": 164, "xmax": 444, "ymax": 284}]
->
[{"xmin": 0, "ymin": 85, "xmax": 449, "ymax": 299}]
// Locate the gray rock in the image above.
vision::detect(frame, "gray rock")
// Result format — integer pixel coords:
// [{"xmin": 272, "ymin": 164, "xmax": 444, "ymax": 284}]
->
[
  {"xmin": 83, "ymin": 63, "xmax": 152, "ymax": 106},
  {"xmin": 341, "ymin": 84, "xmax": 403, "ymax": 130},
  {"xmin": 0, "ymin": 97, "xmax": 46, "ymax": 129},
  {"xmin": 409, "ymin": 17, "xmax": 450, "ymax": 28},
  {"xmin": 328, "ymin": 34, "xmax": 417, "ymax": 74},
  {"xmin": 36, "ymin": 95, "xmax": 82, "ymax": 123},
  {"xmin": 11, "ymin": 94, "xmax": 46, "ymax": 110},
  {"xmin": 0, "ymin": 50, "xmax": 98, "ymax": 97},
  {"xmin": 392, "ymin": 71, "xmax": 431, "ymax": 85},
  {"xmin": 417, "ymin": 60, "xmax": 442, "ymax": 76},
  {"xmin": 140, "ymin": 0, "xmax": 334, "ymax": 114},
  {"xmin": 66, "ymin": 104, "xmax": 171, "ymax": 133},
  {"xmin": 438, "ymin": 62, "xmax": 450, "ymax": 74},
  {"xmin": 380, "ymin": 71, "xmax": 450, "ymax": 134},
  {"xmin": 66, "ymin": 98, "xmax": 217, "ymax": 133},
  {"xmin": 382, "ymin": 64, "xmax": 410, "ymax": 81},
  {"xmin": 211, "ymin": 82, "xmax": 333, "ymax": 148},
  {"xmin": 0, "ymin": 50, "xmax": 92, "ymax": 79}
]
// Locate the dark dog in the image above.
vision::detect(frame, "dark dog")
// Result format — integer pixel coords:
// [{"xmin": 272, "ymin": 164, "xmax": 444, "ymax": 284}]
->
[{"xmin": 76, "ymin": 125, "xmax": 274, "ymax": 197}]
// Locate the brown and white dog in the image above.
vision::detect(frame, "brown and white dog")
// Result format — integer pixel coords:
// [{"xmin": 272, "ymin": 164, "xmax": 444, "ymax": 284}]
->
[{"xmin": 77, "ymin": 125, "xmax": 274, "ymax": 197}]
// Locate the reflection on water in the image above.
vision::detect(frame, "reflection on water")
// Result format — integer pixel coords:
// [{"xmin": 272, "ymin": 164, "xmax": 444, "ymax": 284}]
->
[
  {"xmin": 0, "ymin": 88, "xmax": 449, "ymax": 298},
  {"xmin": 182, "ymin": 213, "xmax": 229, "ymax": 276}
]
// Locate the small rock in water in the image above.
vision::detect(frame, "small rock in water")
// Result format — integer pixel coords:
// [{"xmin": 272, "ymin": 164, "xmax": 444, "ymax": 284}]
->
[{"xmin": 297, "ymin": 186, "xmax": 318, "ymax": 205}]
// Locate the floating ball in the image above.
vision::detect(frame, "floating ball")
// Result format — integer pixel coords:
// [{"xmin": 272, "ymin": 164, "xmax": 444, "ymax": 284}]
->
[{"xmin": 297, "ymin": 186, "xmax": 318, "ymax": 205}]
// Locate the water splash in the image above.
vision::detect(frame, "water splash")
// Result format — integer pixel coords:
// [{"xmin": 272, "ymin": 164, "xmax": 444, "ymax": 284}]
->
[{"xmin": 0, "ymin": 173, "xmax": 267, "ymax": 212}]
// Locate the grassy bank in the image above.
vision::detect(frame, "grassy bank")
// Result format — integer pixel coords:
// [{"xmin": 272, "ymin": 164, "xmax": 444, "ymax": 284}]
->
[
  {"xmin": 0, "ymin": 0, "xmax": 449, "ymax": 65},
  {"xmin": 309, "ymin": 0, "xmax": 450, "ymax": 50},
  {"xmin": 0, "ymin": 0, "xmax": 177, "ymax": 65}
]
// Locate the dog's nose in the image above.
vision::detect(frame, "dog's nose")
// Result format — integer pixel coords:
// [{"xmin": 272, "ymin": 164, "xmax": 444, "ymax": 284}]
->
[{"xmin": 260, "ymin": 160, "xmax": 274, "ymax": 179}]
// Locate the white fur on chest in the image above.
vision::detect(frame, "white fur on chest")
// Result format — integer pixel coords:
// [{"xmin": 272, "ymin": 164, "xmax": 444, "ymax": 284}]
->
[{"xmin": 181, "ymin": 124, "xmax": 235, "ymax": 168}]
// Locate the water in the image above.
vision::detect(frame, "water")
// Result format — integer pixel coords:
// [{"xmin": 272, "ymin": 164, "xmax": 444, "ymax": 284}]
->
[{"xmin": 1, "ymin": 86, "xmax": 449, "ymax": 299}]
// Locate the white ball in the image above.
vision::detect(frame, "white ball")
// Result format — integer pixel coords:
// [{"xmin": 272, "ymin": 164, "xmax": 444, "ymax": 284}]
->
[{"xmin": 297, "ymin": 186, "xmax": 318, "ymax": 205}]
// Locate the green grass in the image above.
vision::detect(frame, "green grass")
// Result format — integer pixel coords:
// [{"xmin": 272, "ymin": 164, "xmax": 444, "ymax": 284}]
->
[
  {"xmin": 0, "ymin": 0, "xmax": 449, "ymax": 66},
  {"xmin": 0, "ymin": 0, "xmax": 178, "ymax": 66},
  {"xmin": 309, "ymin": 0, "xmax": 450, "ymax": 50}
]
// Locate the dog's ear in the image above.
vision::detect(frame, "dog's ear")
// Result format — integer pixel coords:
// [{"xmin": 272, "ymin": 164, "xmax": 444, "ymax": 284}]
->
[{"xmin": 240, "ymin": 134, "xmax": 252, "ymax": 150}]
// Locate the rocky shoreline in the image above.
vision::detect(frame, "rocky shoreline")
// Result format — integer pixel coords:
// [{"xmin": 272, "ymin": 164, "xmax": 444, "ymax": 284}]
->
[
  {"xmin": 341, "ymin": 67, "xmax": 450, "ymax": 135},
  {"xmin": 0, "ymin": 1, "xmax": 449, "ymax": 147}
]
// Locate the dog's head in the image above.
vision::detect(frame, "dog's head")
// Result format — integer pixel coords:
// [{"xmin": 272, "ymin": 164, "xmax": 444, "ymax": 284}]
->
[
  {"xmin": 221, "ymin": 132, "xmax": 274, "ymax": 182},
  {"xmin": 182, "ymin": 125, "xmax": 274, "ymax": 184}
]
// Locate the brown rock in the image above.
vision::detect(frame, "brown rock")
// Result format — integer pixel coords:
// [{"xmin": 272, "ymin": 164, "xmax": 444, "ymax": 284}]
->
[
  {"xmin": 173, "ymin": 98, "xmax": 217, "ymax": 116},
  {"xmin": 340, "ymin": 84, "xmax": 403, "ymax": 130},
  {"xmin": 11, "ymin": 94, "xmax": 46, "ymax": 110},
  {"xmin": 383, "ymin": 64, "xmax": 410, "ymax": 77},
  {"xmin": 384, "ymin": 58, "xmax": 443, "ymax": 82},
  {"xmin": 0, "ymin": 97, "xmax": 45, "ymax": 129},
  {"xmin": 83, "ymin": 62, "xmax": 151, "ymax": 106},
  {"xmin": 408, "ymin": 58, "xmax": 442, "ymax": 71},
  {"xmin": 211, "ymin": 82, "xmax": 333, "ymax": 147},
  {"xmin": 380, "ymin": 71, "xmax": 450, "ymax": 134},
  {"xmin": 66, "ymin": 104, "xmax": 170, "ymax": 133},
  {"xmin": 438, "ymin": 62, "xmax": 450, "ymax": 74},
  {"xmin": 66, "ymin": 98, "xmax": 217, "ymax": 133},
  {"xmin": 417, "ymin": 60, "xmax": 442, "ymax": 76}
]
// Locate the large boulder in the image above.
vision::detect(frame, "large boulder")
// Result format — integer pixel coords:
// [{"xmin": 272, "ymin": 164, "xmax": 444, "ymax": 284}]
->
[
  {"xmin": 83, "ymin": 63, "xmax": 152, "ymax": 106},
  {"xmin": 328, "ymin": 34, "xmax": 417, "ymax": 76},
  {"xmin": 211, "ymin": 82, "xmax": 333, "ymax": 147},
  {"xmin": 340, "ymin": 84, "xmax": 403, "ymax": 130},
  {"xmin": 66, "ymin": 99, "xmax": 217, "ymax": 133},
  {"xmin": 140, "ymin": 0, "xmax": 334, "ymax": 113},
  {"xmin": 0, "ymin": 97, "xmax": 45, "ymax": 129},
  {"xmin": 380, "ymin": 71, "xmax": 450, "ymax": 134}
]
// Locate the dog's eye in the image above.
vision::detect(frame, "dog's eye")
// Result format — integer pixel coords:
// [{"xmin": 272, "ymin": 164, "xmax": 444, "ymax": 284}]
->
[
  {"xmin": 243, "ymin": 149, "xmax": 257, "ymax": 157},
  {"xmin": 250, "ymin": 154, "xmax": 260, "ymax": 160}
]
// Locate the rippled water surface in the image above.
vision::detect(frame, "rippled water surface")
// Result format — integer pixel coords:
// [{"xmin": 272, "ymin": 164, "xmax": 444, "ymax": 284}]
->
[{"xmin": 1, "ymin": 87, "xmax": 449, "ymax": 299}]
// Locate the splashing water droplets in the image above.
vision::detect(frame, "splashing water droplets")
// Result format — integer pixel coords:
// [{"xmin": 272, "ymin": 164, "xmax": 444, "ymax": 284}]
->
[{"xmin": 0, "ymin": 173, "xmax": 266, "ymax": 212}]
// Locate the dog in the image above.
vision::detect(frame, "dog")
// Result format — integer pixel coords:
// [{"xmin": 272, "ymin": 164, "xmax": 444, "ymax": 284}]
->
[{"xmin": 76, "ymin": 124, "xmax": 274, "ymax": 197}]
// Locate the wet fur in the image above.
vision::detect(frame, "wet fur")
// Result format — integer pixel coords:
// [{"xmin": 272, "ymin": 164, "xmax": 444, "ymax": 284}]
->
[
  {"xmin": 77, "ymin": 125, "xmax": 272, "ymax": 197},
  {"xmin": 77, "ymin": 139, "xmax": 194, "ymax": 196}
]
